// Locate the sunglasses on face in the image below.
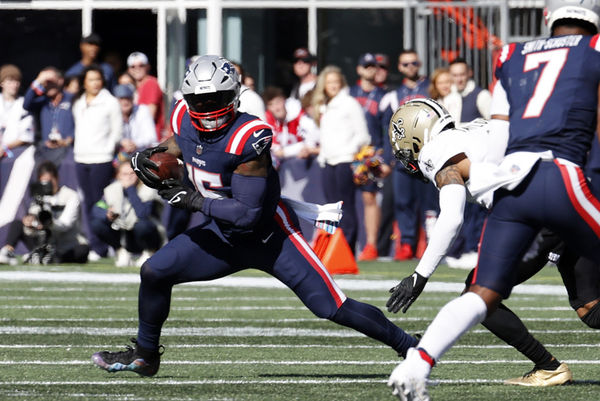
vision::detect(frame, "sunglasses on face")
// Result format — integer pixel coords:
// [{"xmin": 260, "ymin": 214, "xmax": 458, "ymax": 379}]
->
[{"xmin": 401, "ymin": 61, "xmax": 420, "ymax": 67}]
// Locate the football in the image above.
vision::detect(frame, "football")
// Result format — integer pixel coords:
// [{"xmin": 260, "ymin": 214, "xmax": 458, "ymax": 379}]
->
[{"xmin": 149, "ymin": 152, "xmax": 184, "ymax": 181}]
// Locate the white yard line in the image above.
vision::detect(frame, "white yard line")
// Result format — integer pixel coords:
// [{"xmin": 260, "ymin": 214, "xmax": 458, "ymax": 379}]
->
[
  {"xmin": 0, "ymin": 271, "xmax": 568, "ymax": 296},
  {"xmin": 0, "ymin": 316, "xmax": 583, "ymax": 323},
  {"xmin": 1, "ymin": 343, "xmax": 598, "ymax": 349},
  {"xmin": 0, "ymin": 326, "xmax": 596, "ymax": 336},
  {"xmin": 3, "ymin": 359, "xmax": 600, "ymax": 365}
]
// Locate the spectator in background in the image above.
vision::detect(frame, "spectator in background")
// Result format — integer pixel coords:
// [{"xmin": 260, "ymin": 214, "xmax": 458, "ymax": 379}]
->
[
  {"xmin": 428, "ymin": 67, "xmax": 453, "ymax": 104},
  {"xmin": 232, "ymin": 62, "xmax": 265, "ymax": 120},
  {"xmin": 72, "ymin": 65, "xmax": 122, "ymax": 261},
  {"xmin": 290, "ymin": 47, "xmax": 317, "ymax": 100},
  {"xmin": 263, "ymin": 86, "xmax": 319, "ymax": 163},
  {"xmin": 442, "ymin": 58, "xmax": 492, "ymax": 269},
  {"xmin": 0, "ymin": 64, "xmax": 34, "ymax": 156},
  {"xmin": 114, "ymin": 84, "xmax": 156, "ymax": 153},
  {"xmin": 127, "ymin": 52, "xmax": 165, "ymax": 141},
  {"xmin": 23, "ymin": 66, "xmax": 75, "ymax": 167},
  {"xmin": 0, "ymin": 161, "xmax": 88, "ymax": 265},
  {"xmin": 374, "ymin": 53, "xmax": 390, "ymax": 89},
  {"xmin": 64, "ymin": 74, "xmax": 79, "ymax": 95},
  {"xmin": 118, "ymin": 72, "xmax": 136, "ymax": 85},
  {"xmin": 65, "ymin": 33, "xmax": 116, "ymax": 92},
  {"xmin": 381, "ymin": 49, "xmax": 438, "ymax": 261},
  {"xmin": 313, "ymin": 65, "xmax": 371, "ymax": 253},
  {"xmin": 445, "ymin": 58, "xmax": 492, "ymax": 125},
  {"xmin": 243, "ymin": 74, "xmax": 256, "ymax": 92},
  {"xmin": 90, "ymin": 160, "xmax": 163, "ymax": 267},
  {"xmin": 0, "ymin": 64, "xmax": 36, "ymax": 234},
  {"xmin": 350, "ymin": 53, "xmax": 392, "ymax": 261}
]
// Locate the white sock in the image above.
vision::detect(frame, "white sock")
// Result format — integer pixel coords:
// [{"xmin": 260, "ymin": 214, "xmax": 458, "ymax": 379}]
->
[{"xmin": 418, "ymin": 292, "xmax": 487, "ymax": 361}]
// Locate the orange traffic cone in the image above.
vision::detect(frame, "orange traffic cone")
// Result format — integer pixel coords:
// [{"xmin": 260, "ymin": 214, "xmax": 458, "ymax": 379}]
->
[
  {"xmin": 415, "ymin": 225, "xmax": 427, "ymax": 259},
  {"xmin": 311, "ymin": 228, "xmax": 359, "ymax": 275}
]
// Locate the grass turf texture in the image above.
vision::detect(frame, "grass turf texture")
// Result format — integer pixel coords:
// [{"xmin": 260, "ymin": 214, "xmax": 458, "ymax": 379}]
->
[{"xmin": 0, "ymin": 259, "xmax": 598, "ymax": 400}]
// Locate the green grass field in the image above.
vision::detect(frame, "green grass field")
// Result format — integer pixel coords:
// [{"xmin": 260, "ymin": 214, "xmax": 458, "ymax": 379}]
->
[{"xmin": 0, "ymin": 259, "xmax": 598, "ymax": 400}]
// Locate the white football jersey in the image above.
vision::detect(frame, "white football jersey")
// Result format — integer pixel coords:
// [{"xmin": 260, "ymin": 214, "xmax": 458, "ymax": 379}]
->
[{"xmin": 418, "ymin": 118, "xmax": 546, "ymax": 208}]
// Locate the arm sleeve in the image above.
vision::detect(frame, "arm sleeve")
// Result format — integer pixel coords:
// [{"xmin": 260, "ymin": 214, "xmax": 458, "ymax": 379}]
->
[
  {"xmin": 201, "ymin": 173, "xmax": 267, "ymax": 229},
  {"xmin": 489, "ymin": 80, "xmax": 509, "ymax": 117},
  {"xmin": 125, "ymin": 186, "xmax": 154, "ymax": 218},
  {"xmin": 414, "ymin": 184, "xmax": 467, "ymax": 278},
  {"xmin": 52, "ymin": 190, "xmax": 80, "ymax": 233},
  {"xmin": 484, "ymin": 118, "xmax": 509, "ymax": 165},
  {"xmin": 476, "ymin": 89, "xmax": 492, "ymax": 120},
  {"xmin": 23, "ymin": 83, "xmax": 45, "ymax": 112}
]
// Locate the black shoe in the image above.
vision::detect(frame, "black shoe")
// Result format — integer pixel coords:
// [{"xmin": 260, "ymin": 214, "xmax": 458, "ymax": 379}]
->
[{"xmin": 91, "ymin": 338, "xmax": 164, "ymax": 377}]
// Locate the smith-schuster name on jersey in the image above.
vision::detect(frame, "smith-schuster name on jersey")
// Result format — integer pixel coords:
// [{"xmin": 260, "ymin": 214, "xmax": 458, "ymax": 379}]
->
[
  {"xmin": 170, "ymin": 99, "xmax": 280, "ymax": 236},
  {"xmin": 496, "ymin": 34, "xmax": 600, "ymax": 166}
]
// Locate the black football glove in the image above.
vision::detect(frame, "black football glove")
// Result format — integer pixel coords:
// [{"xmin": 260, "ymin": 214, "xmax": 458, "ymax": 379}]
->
[
  {"xmin": 158, "ymin": 179, "xmax": 205, "ymax": 212},
  {"xmin": 131, "ymin": 146, "xmax": 168, "ymax": 189},
  {"xmin": 386, "ymin": 272, "xmax": 428, "ymax": 314}
]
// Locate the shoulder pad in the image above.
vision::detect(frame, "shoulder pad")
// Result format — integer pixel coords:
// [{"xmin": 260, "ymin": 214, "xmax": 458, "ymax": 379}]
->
[
  {"xmin": 590, "ymin": 34, "xmax": 600, "ymax": 52},
  {"xmin": 170, "ymin": 99, "xmax": 187, "ymax": 136},
  {"xmin": 225, "ymin": 118, "xmax": 273, "ymax": 156},
  {"xmin": 496, "ymin": 43, "xmax": 516, "ymax": 71}
]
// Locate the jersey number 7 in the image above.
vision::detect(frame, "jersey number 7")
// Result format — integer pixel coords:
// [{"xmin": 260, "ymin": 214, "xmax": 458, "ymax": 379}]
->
[{"xmin": 522, "ymin": 48, "xmax": 568, "ymax": 119}]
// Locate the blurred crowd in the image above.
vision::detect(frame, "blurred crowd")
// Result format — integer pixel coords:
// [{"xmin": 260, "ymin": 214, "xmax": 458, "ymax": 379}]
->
[{"xmin": 0, "ymin": 32, "xmax": 494, "ymax": 268}]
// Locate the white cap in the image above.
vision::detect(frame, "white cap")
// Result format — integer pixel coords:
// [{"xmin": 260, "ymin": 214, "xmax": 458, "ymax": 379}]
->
[{"xmin": 127, "ymin": 51, "xmax": 149, "ymax": 67}]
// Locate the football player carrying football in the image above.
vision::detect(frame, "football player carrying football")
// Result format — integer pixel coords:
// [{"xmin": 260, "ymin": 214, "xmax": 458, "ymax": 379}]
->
[
  {"xmin": 388, "ymin": 1, "xmax": 600, "ymax": 399},
  {"xmin": 91, "ymin": 55, "xmax": 418, "ymax": 376}
]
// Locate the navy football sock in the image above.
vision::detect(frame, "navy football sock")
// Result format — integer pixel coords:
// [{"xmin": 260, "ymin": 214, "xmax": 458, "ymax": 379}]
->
[
  {"xmin": 136, "ymin": 265, "xmax": 173, "ymax": 351},
  {"xmin": 482, "ymin": 303, "xmax": 559, "ymax": 370},
  {"xmin": 331, "ymin": 298, "xmax": 417, "ymax": 357}
]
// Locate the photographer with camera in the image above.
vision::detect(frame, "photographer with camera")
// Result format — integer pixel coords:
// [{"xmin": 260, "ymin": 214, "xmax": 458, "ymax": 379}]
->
[
  {"xmin": 89, "ymin": 159, "xmax": 164, "ymax": 267},
  {"xmin": 0, "ymin": 161, "xmax": 89, "ymax": 265}
]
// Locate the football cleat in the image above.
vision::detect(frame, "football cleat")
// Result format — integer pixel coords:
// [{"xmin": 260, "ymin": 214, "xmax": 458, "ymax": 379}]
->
[
  {"xmin": 91, "ymin": 338, "xmax": 164, "ymax": 377},
  {"xmin": 504, "ymin": 363, "xmax": 572, "ymax": 387},
  {"xmin": 388, "ymin": 348, "xmax": 432, "ymax": 401}
]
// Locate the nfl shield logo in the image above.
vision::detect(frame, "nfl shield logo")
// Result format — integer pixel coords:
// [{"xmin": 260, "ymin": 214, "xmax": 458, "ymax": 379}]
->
[{"xmin": 196, "ymin": 145, "xmax": 203, "ymax": 155}]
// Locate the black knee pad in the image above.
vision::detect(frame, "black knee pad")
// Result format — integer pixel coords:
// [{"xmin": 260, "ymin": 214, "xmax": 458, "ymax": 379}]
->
[{"xmin": 581, "ymin": 301, "xmax": 600, "ymax": 329}]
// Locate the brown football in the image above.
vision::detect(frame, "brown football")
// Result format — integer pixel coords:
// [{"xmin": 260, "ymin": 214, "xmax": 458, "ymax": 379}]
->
[{"xmin": 149, "ymin": 152, "xmax": 184, "ymax": 181}]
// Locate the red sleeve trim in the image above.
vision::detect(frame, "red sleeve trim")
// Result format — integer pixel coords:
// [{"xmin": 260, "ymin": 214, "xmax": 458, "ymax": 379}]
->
[
  {"xmin": 225, "ymin": 119, "xmax": 272, "ymax": 155},
  {"xmin": 170, "ymin": 99, "xmax": 187, "ymax": 136},
  {"xmin": 590, "ymin": 34, "xmax": 600, "ymax": 51}
]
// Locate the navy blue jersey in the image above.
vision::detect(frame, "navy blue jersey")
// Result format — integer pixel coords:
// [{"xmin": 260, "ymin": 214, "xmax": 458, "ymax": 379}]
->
[
  {"xmin": 496, "ymin": 34, "xmax": 600, "ymax": 165},
  {"xmin": 349, "ymin": 84, "xmax": 387, "ymax": 149},
  {"xmin": 170, "ymin": 100, "xmax": 280, "ymax": 236}
]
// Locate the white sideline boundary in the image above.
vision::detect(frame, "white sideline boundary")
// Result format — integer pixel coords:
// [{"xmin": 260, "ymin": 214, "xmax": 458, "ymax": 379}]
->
[{"xmin": 0, "ymin": 270, "xmax": 568, "ymax": 296}]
